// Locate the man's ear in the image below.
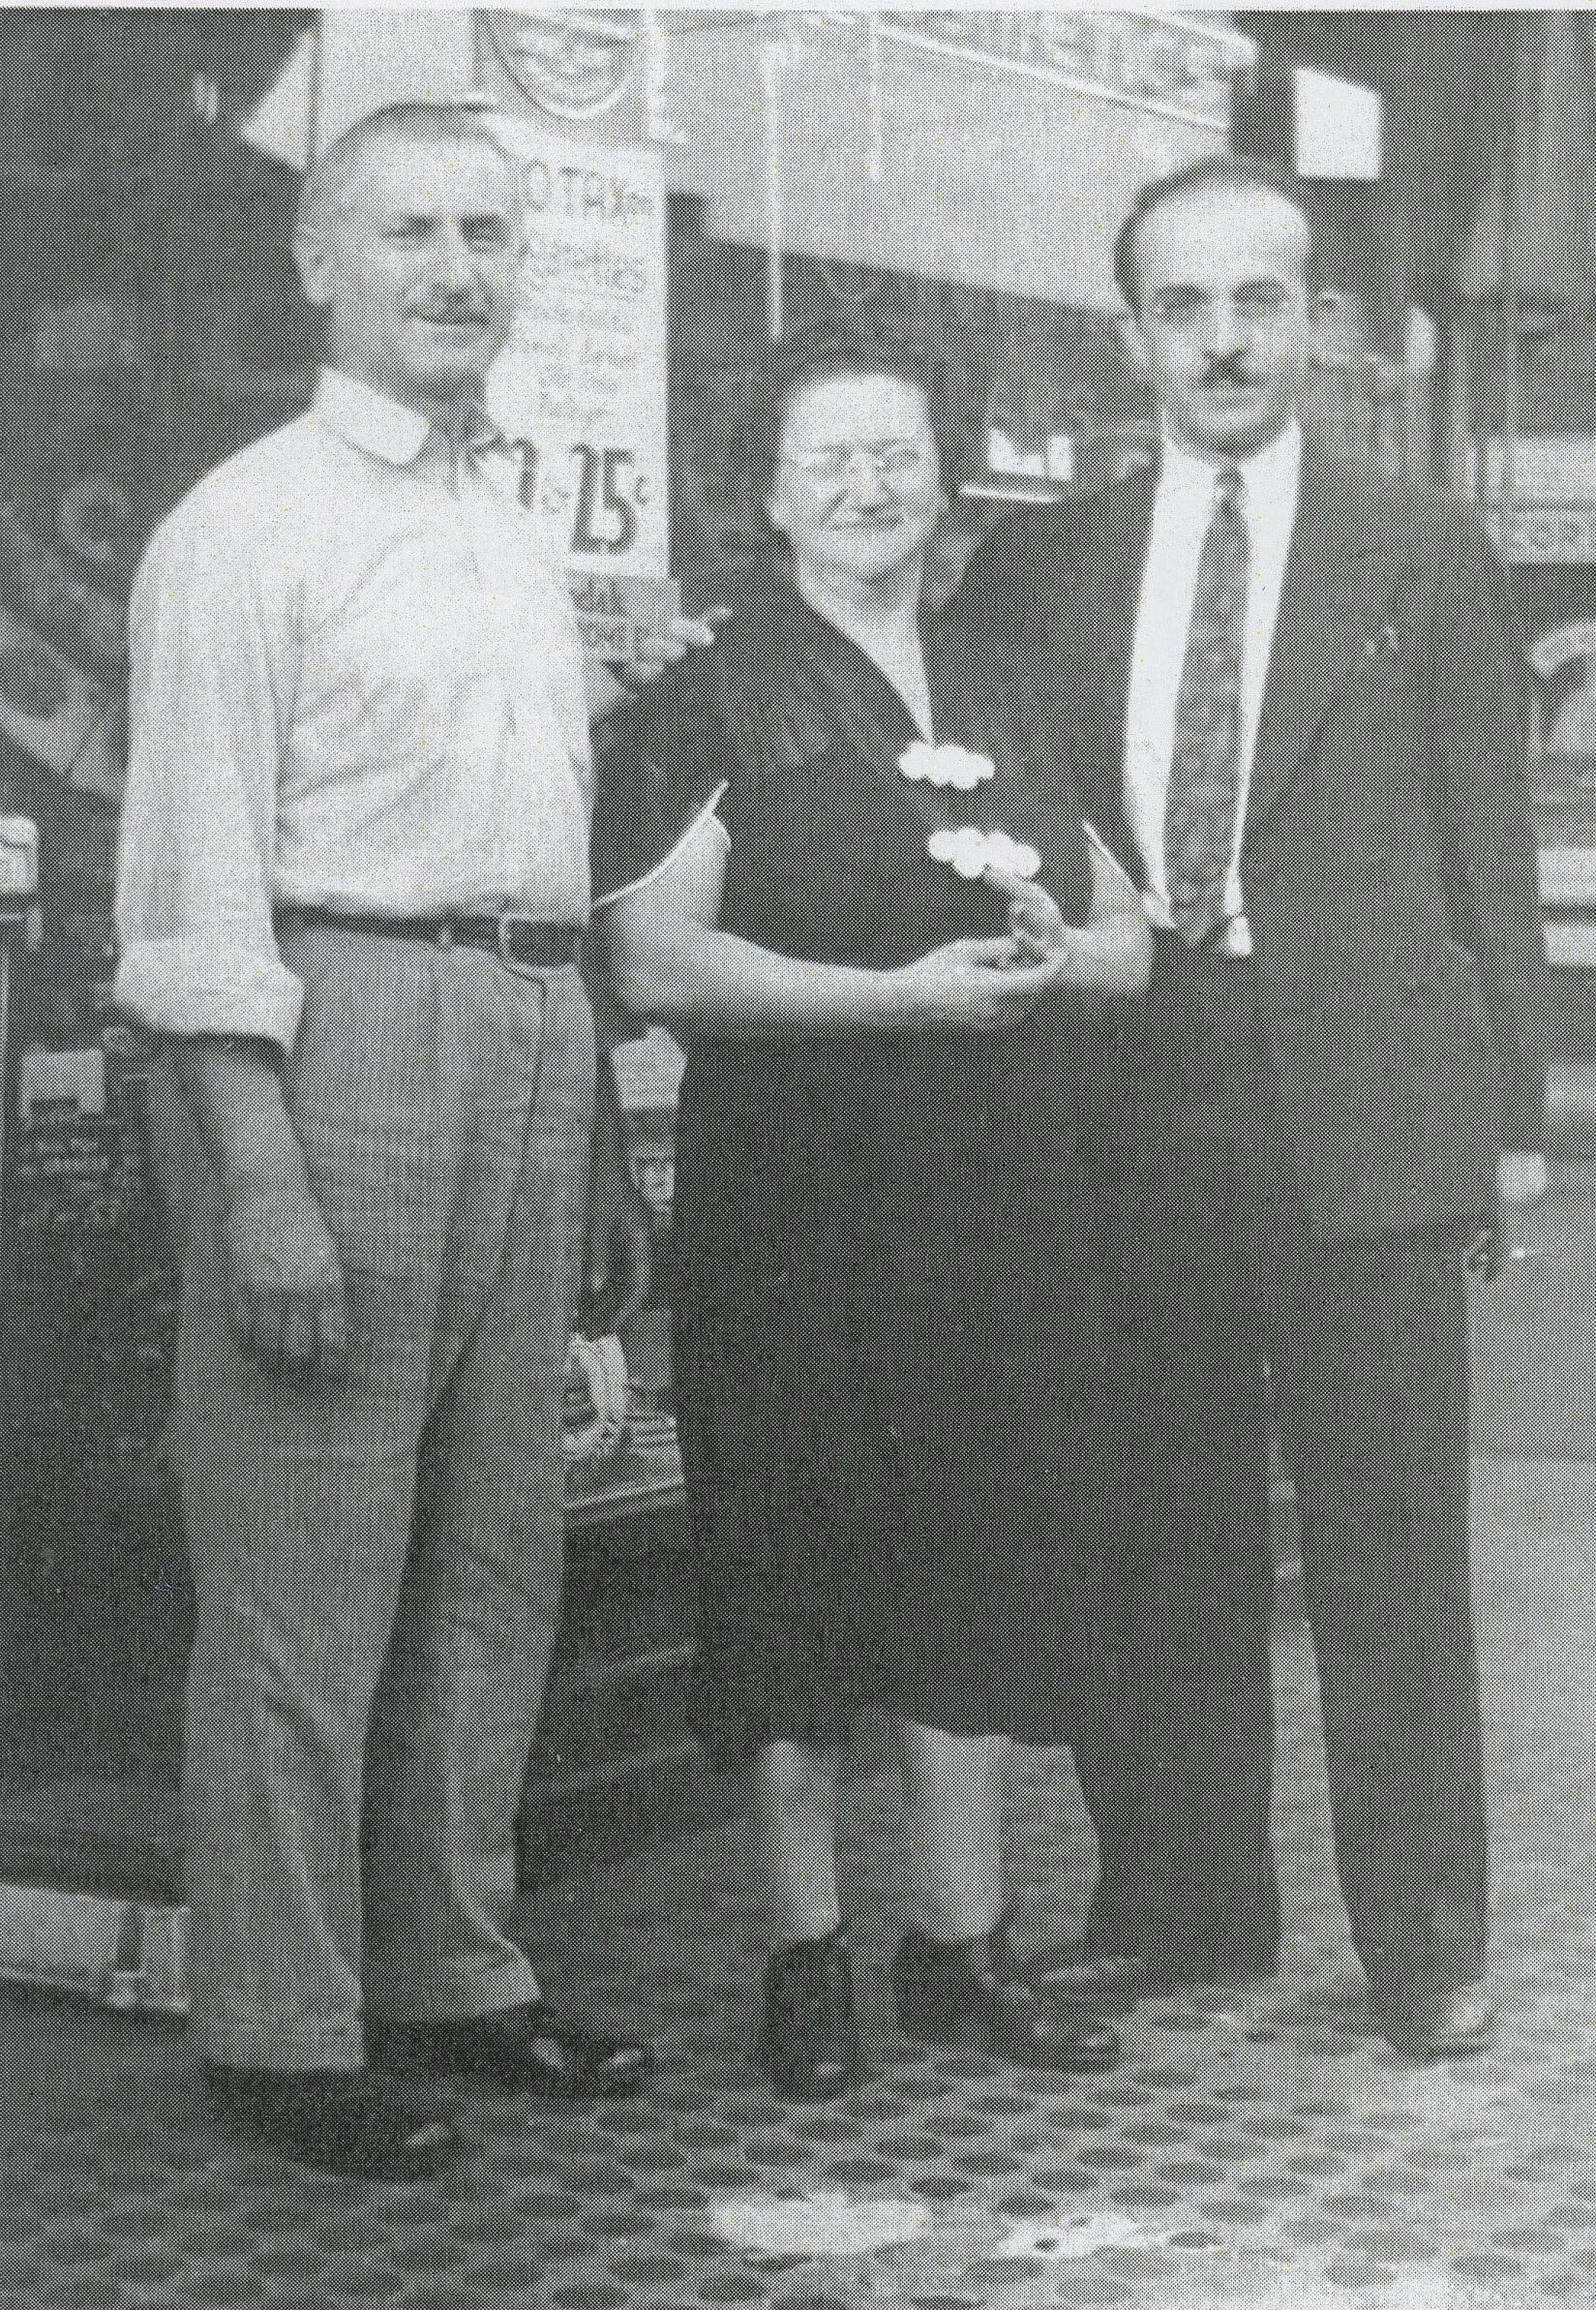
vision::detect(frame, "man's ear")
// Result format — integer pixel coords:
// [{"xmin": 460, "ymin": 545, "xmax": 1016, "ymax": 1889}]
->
[{"xmin": 293, "ymin": 227, "xmax": 335, "ymax": 311}]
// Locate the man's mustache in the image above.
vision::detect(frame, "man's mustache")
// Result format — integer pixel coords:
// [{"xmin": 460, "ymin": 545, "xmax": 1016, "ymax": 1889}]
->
[
  {"xmin": 408, "ymin": 300, "xmax": 490, "ymax": 323},
  {"xmin": 1198, "ymin": 354, "xmax": 1262, "ymax": 390}
]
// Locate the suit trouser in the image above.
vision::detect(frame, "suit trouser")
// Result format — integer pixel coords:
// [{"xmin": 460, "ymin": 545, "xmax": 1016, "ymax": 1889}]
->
[
  {"xmin": 169, "ymin": 924, "xmax": 595, "ymax": 2069},
  {"xmin": 1078, "ymin": 939, "xmax": 1488, "ymax": 1996}
]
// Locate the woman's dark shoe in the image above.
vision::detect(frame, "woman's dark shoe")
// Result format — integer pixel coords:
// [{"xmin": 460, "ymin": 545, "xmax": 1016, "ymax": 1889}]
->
[
  {"xmin": 761, "ymin": 1924, "xmax": 861, "ymax": 2100},
  {"xmin": 203, "ymin": 2062, "xmax": 464, "ymax": 2179},
  {"xmin": 893, "ymin": 1921, "xmax": 1121, "ymax": 2074}
]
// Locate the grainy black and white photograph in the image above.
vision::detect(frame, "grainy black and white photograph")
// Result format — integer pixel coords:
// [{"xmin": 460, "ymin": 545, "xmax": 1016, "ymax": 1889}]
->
[{"xmin": 0, "ymin": 6, "xmax": 1592, "ymax": 2303}]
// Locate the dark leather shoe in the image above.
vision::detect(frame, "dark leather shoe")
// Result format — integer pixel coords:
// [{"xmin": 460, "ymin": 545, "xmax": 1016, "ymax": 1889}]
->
[
  {"xmin": 203, "ymin": 2063, "xmax": 464, "ymax": 2180},
  {"xmin": 762, "ymin": 1924, "xmax": 861, "ymax": 2101},
  {"xmin": 1374, "ymin": 1983, "xmax": 1495, "ymax": 2060},
  {"xmin": 1022, "ymin": 1939, "xmax": 1147, "ymax": 2008},
  {"xmin": 893, "ymin": 1922, "xmax": 1120, "ymax": 2074},
  {"xmin": 370, "ymin": 2001, "xmax": 652, "ymax": 2099}
]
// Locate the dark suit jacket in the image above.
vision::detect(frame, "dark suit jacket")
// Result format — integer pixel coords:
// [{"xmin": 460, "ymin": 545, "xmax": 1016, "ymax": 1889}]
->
[{"xmin": 951, "ymin": 449, "xmax": 1551, "ymax": 1241}]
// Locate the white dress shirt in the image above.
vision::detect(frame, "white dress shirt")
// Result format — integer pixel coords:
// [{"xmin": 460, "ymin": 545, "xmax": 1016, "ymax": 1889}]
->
[
  {"xmin": 115, "ymin": 368, "xmax": 592, "ymax": 1049},
  {"xmin": 1124, "ymin": 419, "xmax": 1302, "ymax": 934}
]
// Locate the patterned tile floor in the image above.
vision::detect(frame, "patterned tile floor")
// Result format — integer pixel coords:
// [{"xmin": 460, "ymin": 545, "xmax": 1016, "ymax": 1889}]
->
[{"xmin": 3, "ymin": 1176, "xmax": 1595, "ymax": 2310}]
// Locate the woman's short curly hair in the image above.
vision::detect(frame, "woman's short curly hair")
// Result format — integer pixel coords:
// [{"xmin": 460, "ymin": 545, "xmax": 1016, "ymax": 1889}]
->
[{"xmin": 740, "ymin": 324, "xmax": 964, "ymax": 511}]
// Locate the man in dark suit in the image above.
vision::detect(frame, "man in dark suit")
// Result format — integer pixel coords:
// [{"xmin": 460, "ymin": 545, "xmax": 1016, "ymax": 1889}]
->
[{"xmin": 953, "ymin": 156, "xmax": 1550, "ymax": 2058}]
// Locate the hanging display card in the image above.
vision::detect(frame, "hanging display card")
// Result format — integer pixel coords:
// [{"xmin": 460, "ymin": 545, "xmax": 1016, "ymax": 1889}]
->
[{"xmin": 486, "ymin": 119, "xmax": 676, "ymax": 663}]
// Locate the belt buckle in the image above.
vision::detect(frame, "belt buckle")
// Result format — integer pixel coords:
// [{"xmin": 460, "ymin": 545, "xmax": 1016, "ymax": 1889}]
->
[{"xmin": 496, "ymin": 912, "xmax": 531, "ymax": 966}]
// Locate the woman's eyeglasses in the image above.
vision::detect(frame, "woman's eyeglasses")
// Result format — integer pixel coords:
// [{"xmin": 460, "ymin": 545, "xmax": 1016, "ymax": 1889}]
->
[{"xmin": 781, "ymin": 441, "xmax": 929, "ymax": 487}]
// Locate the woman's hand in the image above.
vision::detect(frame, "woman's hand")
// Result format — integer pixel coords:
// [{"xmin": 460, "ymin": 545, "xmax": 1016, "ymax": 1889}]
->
[
  {"xmin": 890, "ymin": 937, "xmax": 1063, "ymax": 1030},
  {"xmin": 982, "ymin": 863, "xmax": 1070, "ymax": 962},
  {"xmin": 982, "ymin": 847, "xmax": 1153, "ymax": 998}
]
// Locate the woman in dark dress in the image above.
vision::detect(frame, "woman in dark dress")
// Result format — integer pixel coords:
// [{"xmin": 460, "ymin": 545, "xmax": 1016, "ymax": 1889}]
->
[{"xmin": 595, "ymin": 333, "xmax": 1150, "ymax": 2098}]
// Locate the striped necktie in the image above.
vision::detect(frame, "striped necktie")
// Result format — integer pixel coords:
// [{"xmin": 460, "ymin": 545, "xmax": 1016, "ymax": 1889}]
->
[{"xmin": 1164, "ymin": 465, "xmax": 1249, "ymax": 948}]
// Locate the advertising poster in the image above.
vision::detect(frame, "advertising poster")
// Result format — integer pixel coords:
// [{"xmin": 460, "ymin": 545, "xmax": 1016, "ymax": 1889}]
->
[{"xmin": 486, "ymin": 117, "xmax": 677, "ymax": 663}]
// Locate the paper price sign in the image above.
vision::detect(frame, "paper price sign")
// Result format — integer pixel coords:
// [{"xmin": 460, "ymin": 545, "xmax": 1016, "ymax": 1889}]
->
[
  {"xmin": 487, "ymin": 119, "xmax": 670, "ymax": 654},
  {"xmin": 518, "ymin": 438, "xmax": 655, "ymax": 562}
]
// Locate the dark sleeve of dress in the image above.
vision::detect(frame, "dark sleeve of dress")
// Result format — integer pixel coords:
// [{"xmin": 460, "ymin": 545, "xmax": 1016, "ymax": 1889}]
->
[{"xmin": 589, "ymin": 644, "xmax": 733, "ymax": 907}]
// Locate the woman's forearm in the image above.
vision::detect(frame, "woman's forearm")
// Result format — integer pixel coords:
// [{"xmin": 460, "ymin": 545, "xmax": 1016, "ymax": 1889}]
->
[
  {"xmin": 606, "ymin": 911, "xmax": 1058, "ymax": 1039},
  {"xmin": 608, "ymin": 913, "xmax": 913, "ymax": 1037}
]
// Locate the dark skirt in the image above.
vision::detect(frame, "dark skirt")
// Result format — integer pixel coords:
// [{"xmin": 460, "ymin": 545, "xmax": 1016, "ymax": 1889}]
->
[{"xmin": 672, "ymin": 1026, "xmax": 1114, "ymax": 1767}]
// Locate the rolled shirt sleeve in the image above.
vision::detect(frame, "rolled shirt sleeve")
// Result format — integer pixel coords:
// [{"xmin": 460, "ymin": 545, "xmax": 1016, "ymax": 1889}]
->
[{"xmin": 114, "ymin": 498, "xmax": 304, "ymax": 1049}]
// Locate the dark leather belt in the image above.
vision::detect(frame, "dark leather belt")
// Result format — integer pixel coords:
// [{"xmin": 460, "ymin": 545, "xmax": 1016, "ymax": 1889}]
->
[{"xmin": 279, "ymin": 906, "xmax": 581, "ymax": 968}]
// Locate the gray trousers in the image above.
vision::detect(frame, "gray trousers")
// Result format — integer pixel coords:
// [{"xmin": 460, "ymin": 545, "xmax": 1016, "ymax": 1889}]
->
[{"xmin": 170, "ymin": 924, "xmax": 594, "ymax": 2069}]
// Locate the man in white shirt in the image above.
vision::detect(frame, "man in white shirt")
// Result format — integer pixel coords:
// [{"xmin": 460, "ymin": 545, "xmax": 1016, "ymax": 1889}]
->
[
  {"xmin": 115, "ymin": 104, "xmax": 671, "ymax": 2176},
  {"xmin": 954, "ymin": 158, "xmax": 1549, "ymax": 2059}
]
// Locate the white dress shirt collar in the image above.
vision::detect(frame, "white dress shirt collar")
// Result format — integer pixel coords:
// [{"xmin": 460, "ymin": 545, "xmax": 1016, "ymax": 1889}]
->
[
  {"xmin": 312, "ymin": 368, "xmax": 509, "ymax": 469},
  {"xmin": 1157, "ymin": 414, "xmax": 1303, "ymax": 516}
]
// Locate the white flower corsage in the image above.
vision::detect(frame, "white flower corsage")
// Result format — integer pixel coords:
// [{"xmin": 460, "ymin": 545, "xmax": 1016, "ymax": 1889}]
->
[
  {"xmin": 899, "ymin": 740, "xmax": 995, "ymax": 791},
  {"xmin": 926, "ymin": 826, "xmax": 1041, "ymax": 881}
]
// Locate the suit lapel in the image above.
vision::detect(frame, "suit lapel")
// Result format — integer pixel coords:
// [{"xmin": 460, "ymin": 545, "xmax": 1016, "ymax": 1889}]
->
[{"xmin": 1245, "ymin": 452, "xmax": 1388, "ymax": 839}]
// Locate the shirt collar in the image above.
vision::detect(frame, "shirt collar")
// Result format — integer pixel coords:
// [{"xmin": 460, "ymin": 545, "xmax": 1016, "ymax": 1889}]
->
[
  {"xmin": 1158, "ymin": 415, "xmax": 1303, "ymax": 510},
  {"xmin": 312, "ymin": 368, "xmax": 512, "ymax": 469}
]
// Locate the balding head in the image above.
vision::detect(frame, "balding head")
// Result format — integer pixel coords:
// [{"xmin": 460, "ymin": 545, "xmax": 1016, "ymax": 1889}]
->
[
  {"xmin": 295, "ymin": 104, "xmax": 522, "ymax": 246},
  {"xmin": 296, "ymin": 103, "xmax": 519, "ymax": 244},
  {"xmin": 1114, "ymin": 156, "xmax": 1318, "ymax": 319}
]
